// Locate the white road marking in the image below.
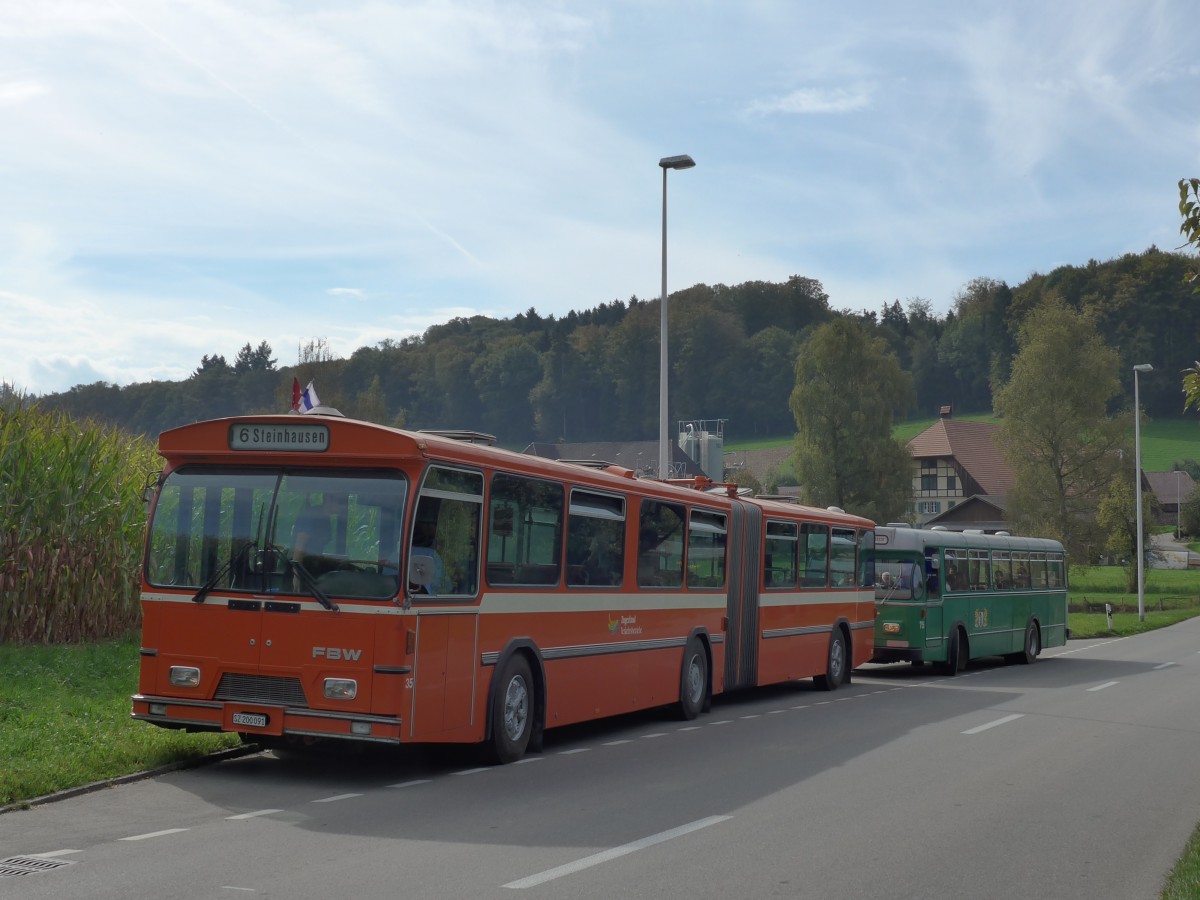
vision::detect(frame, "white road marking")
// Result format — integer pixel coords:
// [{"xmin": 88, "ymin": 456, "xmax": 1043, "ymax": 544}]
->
[
  {"xmin": 28, "ymin": 850, "xmax": 81, "ymax": 858},
  {"xmin": 226, "ymin": 809, "xmax": 282, "ymax": 820},
  {"xmin": 1087, "ymin": 681, "xmax": 1119, "ymax": 692},
  {"xmin": 312, "ymin": 793, "xmax": 363, "ymax": 802},
  {"xmin": 503, "ymin": 815, "xmax": 733, "ymax": 889},
  {"xmin": 677, "ymin": 726, "xmax": 702, "ymax": 731},
  {"xmin": 768, "ymin": 709, "xmax": 785, "ymax": 715},
  {"xmin": 739, "ymin": 714, "xmax": 761, "ymax": 720},
  {"xmin": 962, "ymin": 713, "xmax": 1025, "ymax": 735},
  {"xmin": 220, "ymin": 888, "xmax": 257, "ymax": 893},
  {"xmin": 389, "ymin": 779, "xmax": 433, "ymax": 787},
  {"xmin": 709, "ymin": 719, "xmax": 733, "ymax": 725},
  {"xmin": 451, "ymin": 768, "xmax": 491, "ymax": 776},
  {"xmin": 641, "ymin": 732, "xmax": 668, "ymax": 739},
  {"xmin": 1155, "ymin": 662, "xmax": 1177, "ymax": 670},
  {"xmin": 603, "ymin": 739, "xmax": 633, "ymax": 746},
  {"xmin": 514, "ymin": 757, "xmax": 543, "ymax": 765},
  {"xmin": 121, "ymin": 828, "xmax": 189, "ymax": 841},
  {"xmin": 558, "ymin": 748, "xmax": 590, "ymax": 755}
]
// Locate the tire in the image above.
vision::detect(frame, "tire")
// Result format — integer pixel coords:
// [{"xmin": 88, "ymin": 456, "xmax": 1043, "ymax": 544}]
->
[
  {"xmin": 1019, "ymin": 620, "xmax": 1040, "ymax": 665},
  {"xmin": 678, "ymin": 637, "xmax": 709, "ymax": 720},
  {"xmin": 488, "ymin": 655, "xmax": 534, "ymax": 764},
  {"xmin": 941, "ymin": 627, "xmax": 967, "ymax": 676},
  {"xmin": 815, "ymin": 628, "xmax": 847, "ymax": 691}
]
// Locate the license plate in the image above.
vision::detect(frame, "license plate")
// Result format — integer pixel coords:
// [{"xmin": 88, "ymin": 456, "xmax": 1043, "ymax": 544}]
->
[{"xmin": 232, "ymin": 712, "xmax": 268, "ymax": 728}]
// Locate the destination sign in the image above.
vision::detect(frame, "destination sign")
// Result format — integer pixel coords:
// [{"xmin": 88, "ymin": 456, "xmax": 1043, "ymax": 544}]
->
[{"xmin": 229, "ymin": 422, "xmax": 330, "ymax": 452}]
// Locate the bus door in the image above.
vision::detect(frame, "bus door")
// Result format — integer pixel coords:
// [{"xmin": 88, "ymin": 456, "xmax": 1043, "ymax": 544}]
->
[
  {"xmin": 407, "ymin": 464, "xmax": 485, "ymax": 739},
  {"xmin": 922, "ymin": 551, "xmax": 943, "ymax": 657},
  {"xmin": 411, "ymin": 611, "xmax": 479, "ymax": 738}
]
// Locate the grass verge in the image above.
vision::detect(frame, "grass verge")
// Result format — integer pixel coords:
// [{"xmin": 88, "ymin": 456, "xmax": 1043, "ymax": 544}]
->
[
  {"xmin": 0, "ymin": 634, "xmax": 239, "ymax": 808},
  {"xmin": 1067, "ymin": 566, "xmax": 1200, "ymax": 638},
  {"xmin": 1163, "ymin": 824, "xmax": 1200, "ymax": 899}
]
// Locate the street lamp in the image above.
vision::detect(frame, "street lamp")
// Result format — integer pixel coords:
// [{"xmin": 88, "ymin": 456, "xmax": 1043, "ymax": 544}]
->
[
  {"xmin": 658, "ymin": 154, "xmax": 695, "ymax": 480},
  {"xmin": 1134, "ymin": 363, "xmax": 1153, "ymax": 622}
]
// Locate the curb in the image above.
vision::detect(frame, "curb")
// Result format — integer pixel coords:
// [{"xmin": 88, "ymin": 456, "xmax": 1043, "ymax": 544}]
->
[{"xmin": 0, "ymin": 745, "xmax": 262, "ymax": 816}]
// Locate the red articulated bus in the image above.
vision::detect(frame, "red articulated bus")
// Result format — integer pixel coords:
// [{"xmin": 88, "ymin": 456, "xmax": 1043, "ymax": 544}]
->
[{"xmin": 131, "ymin": 412, "xmax": 876, "ymax": 762}]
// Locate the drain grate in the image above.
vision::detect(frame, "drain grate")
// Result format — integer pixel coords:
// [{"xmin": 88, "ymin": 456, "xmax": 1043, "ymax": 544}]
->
[{"xmin": 0, "ymin": 856, "xmax": 75, "ymax": 878}]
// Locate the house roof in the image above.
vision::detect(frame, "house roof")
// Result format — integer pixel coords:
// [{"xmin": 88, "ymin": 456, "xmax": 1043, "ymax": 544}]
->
[
  {"xmin": 923, "ymin": 494, "xmax": 1010, "ymax": 532},
  {"xmin": 523, "ymin": 440, "xmax": 705, "ymax": 478},
  {"xmin": 908, "ymin": 418, "xmax": 1014, "ymax": 496},
  {"xmin": 1145, "ymin": 470, "xmax": 1197, "ymax": 505}
]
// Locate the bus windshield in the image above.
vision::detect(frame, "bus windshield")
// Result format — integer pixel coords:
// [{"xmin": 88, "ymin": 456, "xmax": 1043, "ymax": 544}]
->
[
  {"xmin": 146, "ymin": 467, "xmax": 407, "ymax": 601},
  {"xmin": 874, "ymin": 559, "xmax": 923, "ymax": 601}
]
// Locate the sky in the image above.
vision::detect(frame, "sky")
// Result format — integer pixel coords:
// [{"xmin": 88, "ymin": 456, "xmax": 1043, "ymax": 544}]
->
[{"xmin": 2, "ymin": 0, "xmax": 1198, "ymax": 396}]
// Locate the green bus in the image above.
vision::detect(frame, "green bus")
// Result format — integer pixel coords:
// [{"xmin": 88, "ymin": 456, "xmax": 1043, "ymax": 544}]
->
[{"xmin": 870, "ymin": 525, "xmax": 1068, "ymax": 674}]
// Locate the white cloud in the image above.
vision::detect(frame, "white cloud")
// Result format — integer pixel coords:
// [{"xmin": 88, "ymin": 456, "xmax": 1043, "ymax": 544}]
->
[
  {"xmin": 0, "ymin": 78, "xmax": 50, "ymax": 104},
  {"xmin": 748, "ymin": 86, "xmax": 872, "ymax": 116}
]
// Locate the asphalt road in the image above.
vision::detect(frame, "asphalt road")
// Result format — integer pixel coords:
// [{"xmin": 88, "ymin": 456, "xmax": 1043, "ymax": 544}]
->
[{"xmin": 5, "ymin": 620, "xmax": 1200, "ymax": 899}]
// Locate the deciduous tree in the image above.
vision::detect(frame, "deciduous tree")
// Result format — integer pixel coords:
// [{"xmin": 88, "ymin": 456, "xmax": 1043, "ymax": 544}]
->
[
  {"xmin": 789, "ymin": 317, "xmax": 914, "ymax": 522},
  {"xmin": 994, "ymin": 300, "xmax": 1125, "ymax": 560}
]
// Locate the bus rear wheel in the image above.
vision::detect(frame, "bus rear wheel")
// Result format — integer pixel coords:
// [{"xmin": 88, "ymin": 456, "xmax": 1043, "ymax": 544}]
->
[
  {"xmin": 815, "ymin": 629, "xmax": 847, "ymax": 691},
  {"xmin": 678, "ymin": 637, "xmax": 708, "ymax": 720},
  {"xmin": 489, "ymin": 655, "xmax": 534, "ymax": 764}
]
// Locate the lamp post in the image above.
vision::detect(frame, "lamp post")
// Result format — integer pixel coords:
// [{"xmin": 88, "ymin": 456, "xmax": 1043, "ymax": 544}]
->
[
  {"xmin": 658, "ymin": 154, "xmax": 695, "ymax": 480},
  {"xmin": 1177, "ymin": 469, "xmax": 1182, "ymax": 541},
  {"xmin": 1134, "ymin": 363, "xmax": 1153, "ymax": 622}
]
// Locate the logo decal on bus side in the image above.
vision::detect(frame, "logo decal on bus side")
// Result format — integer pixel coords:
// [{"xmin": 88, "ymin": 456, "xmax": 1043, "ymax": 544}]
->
[
  {"xmin": 313, "ymin": 647, "xmax": 364, "ymax": 661},
  {"xmin": 608, "ymin": 615, "xmax": 642, "ymax": 636},
  {"xmin": 973, "ymin": 609, "xmax": 989, "ymax": 629}
]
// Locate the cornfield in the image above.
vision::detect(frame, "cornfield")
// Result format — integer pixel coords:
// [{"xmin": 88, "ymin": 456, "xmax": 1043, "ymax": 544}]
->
[{"xmin": 0, "ymin": 397, "xmax": 160, "ymax": 644}]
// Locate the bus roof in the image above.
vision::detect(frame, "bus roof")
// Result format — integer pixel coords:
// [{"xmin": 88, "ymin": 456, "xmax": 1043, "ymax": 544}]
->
[{"xmin": 874, "ymin": 524, "xmax": 1064, "ymax": 554}]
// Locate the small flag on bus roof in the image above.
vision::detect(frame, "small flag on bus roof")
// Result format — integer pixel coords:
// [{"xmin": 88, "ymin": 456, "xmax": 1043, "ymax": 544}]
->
[
  {"xmin": 298, "ymin": 381, "xmax": 320, "ymax": 414},
  {"xmin": 291, "ymin": 377, "xmax": 302, "ymax": 411}
]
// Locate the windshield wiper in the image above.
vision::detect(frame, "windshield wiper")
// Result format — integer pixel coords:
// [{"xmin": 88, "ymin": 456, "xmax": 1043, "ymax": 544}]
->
[
  {"xmin": 286, "ymin": 558, "xmax": 340, "ymax": 612},
  {"xmin": 191, "ymin": 540, "xmax": 257, "ymax": 604}
]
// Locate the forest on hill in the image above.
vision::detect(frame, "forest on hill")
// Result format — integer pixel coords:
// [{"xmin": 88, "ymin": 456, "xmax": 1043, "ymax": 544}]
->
[{"xmin": 23, "ymin": 247, "xmax": 1200, "ymax": 446}]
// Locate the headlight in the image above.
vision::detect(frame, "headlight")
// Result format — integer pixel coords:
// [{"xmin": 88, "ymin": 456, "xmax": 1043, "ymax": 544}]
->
[
  {"xmin": 324, "ymin": 678, "xmax": 357, "ymax": 700},
  {"xmin": 169, "ymin": 666, "xmax": 201, "ymax": 687}
]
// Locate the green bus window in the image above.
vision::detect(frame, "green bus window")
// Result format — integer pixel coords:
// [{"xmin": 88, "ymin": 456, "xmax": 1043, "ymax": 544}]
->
[
  {"xmin": 945, "ymin": 549, "xmax": 969, "ymax": 592},
  {"xmin": 993, "ymin": 551, "xmax": 1012, "ymax": 590},
  {"xmin": 969, "ymin": 550, "xmax": 990, "ymax": 590}
]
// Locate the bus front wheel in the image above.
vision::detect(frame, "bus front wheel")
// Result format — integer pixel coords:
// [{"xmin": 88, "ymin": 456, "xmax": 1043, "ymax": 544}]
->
[
  {"xmin": 815, "ymin": 629, "xmax": 847, "ymax": 691},
  {"xmin": 942, "ymin": 627, "xmax": 967, "ymax": 676},
  {"xmin": 489, "ymin": 655, "xmax": 534, "ymax": 764},
  {"xmin": 1017, "ymin": 620, "xmax": 1040, "ymax": 665}
]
